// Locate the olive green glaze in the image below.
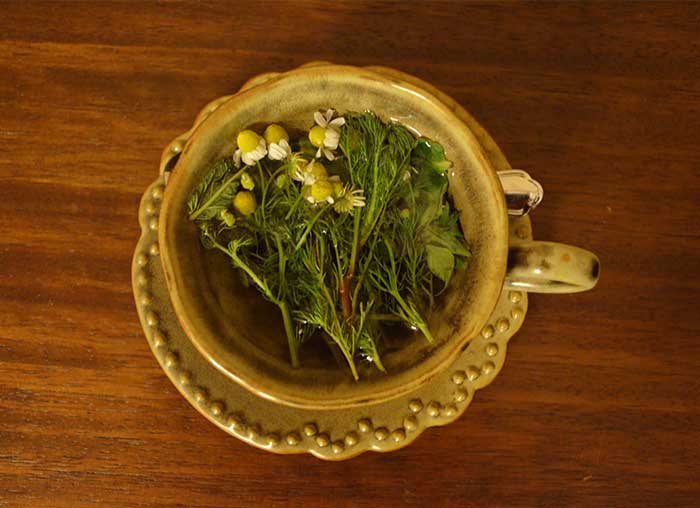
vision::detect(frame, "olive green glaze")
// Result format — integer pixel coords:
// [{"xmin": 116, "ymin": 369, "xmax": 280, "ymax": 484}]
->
[{"xmin": 157, "ymin": 64, "xmax": 597, "ymax": 411}]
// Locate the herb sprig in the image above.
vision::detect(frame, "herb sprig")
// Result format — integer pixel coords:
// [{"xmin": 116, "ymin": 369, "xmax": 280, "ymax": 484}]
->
[{"xmin": 187, "ymin": 111, "xmax": 470, "ymax": 378}]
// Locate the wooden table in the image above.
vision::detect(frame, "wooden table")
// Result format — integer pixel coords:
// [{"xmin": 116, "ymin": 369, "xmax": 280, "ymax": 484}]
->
[{"xmin": 2, "ymin": 2, "xmax": 699, "ymax": 507}]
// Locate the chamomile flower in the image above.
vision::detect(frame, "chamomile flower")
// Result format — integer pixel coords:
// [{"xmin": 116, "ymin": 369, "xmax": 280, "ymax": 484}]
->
[
  {"xmin": 303, "ymin": 175, "xmax": 342, "ymax": 205},
  {"xmin": 307, "ymin": 180, "xmax": 335, "ymax": 205},
  {"xmin": 291, "ymin": 160, "xmax": 327, "ymax": 186},
  {"xmin": 233, "ymin": 129, "xmax": 267, "ymax": 167},
  {"xmin": 333, "ymin": 186, "xmax": 366, "ymax": 214},
  {"xmin": 265, "ymin": 124, "xmax": 292, "ymax": 160},
  {"xmin": 309, "ymin": 109, "xmax": 345, "ymax": 161},
  {"xmin": 283, "ymin": 152, "xmax": 308, "ymax": 179}
]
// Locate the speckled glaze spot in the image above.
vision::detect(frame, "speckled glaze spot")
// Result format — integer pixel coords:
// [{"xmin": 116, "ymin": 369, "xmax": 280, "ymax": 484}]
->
[
  {"xmin": 357, "ymin": 418, "xmax": 372, "ymax": 433},
  {"xmin": 391, "ymin": 429, "xmax": 406, "ymax": 442},
  {"xmin": 146, "ymin": 311, "xmax": 159, "ymax": 327},
  {"xmin": 482, "ymin": 361, "xmax": 496, "ymax": 375},
  {"xmin": 426, "ymin": 401, "xmax": 441, "ymax": 417},
  {"xmin": 340, "ymin": 433, "xmax": 356, "ymax": 447},
  {"xmin": 408, "ymin": 399, "xmax": 423, "ymax": 413},
  {"xmin": 467, "ymin": 366, "xmax": 481, "ymax": 381},
  {"xmin": 152, "ymin": 186, "xmax": 164, "ymax": 200},
  {"xmin": 136, "ymin": 253, "xmax": 148, "ymax": 267},
  {"xmin": 164, "ymin": 352, "xmax": 178, "ymax": 368},
  {"xmin": 454, "ymin": 388, "xmax": 468, "ymax": 402},
  {"xmin": 511, "ymin": 307, "xmax": 523, "ymax": 320},
  {"xmin": 374, "ymin": 427, "xmax": 389, "ymax": 441},
  {"xmin": 497, "ymin": 318, "xmax": 510, "ymax": 333},
  {"xmin": 481, "ymin": 325, "xmax": 495, "ymax": 339},
  {"xmin": 210, "ymin": 401, "xmax": 224, "ymax": 416},
  {"xmin": 451, "ymin": 370, "xmax": 466, "ymax": 385},
  {"xmin": 331, "ymin": 441, "xmax": 345, "ymax": 454},
  {"xmin": 509, "ymin": 291, "xmax": 522, "ymax": 303},
  {"xmin": 315, "ymin": 433, "xmax": 330, "ymax": 447},
  {"xmin": 149, "ymin": 243, "xmax": 160, "ymax": 256},
  {"xmin": 403, "ymin": 415, "xmax": 418, "ymax": 431},
  {"xmin": 485, "ymin": 343, "xmax": 499, "ymax": 357},
  {"xmin": 286, "ymin": 432, "xmax": 301, "ymax": 446},
  {"xmin": 303, "ymin": 423, "xmax": 318, "ymax": 437},
  {"xmin": 516, "ymin": 224, "xmax": 529, "ymax": 239}
]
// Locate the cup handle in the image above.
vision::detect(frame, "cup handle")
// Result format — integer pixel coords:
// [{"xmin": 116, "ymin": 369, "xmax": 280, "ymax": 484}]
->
[{"xmin": 505, "ymin": 241, "xmax": 600, "ymax": 293}]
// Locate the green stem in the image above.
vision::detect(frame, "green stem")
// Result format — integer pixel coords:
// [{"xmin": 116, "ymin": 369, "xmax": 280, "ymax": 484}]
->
[
  {"xmin": 278, "ymin": 301, "xmax": 299, "ymax": 368},
  {"xmin": 274, "ymin": 233, "xmax": 286, "ymax": 298},
  {"xmin": 361, "ymin": 140, "xmax": 383, "ymax": 236},
  {"xmin": 340, "ymin": 211, "xmax": 363, "ymax": 320},
  {"xmin": 284, "ymin": 192, "xmax": 303, "ymax": 220},
  {"xmin": 188, "ymin": 168, "xmax": 246, "ymax": 221},
  {"xmin": 392, "ymin": 290, "xmax": 433, "ymax": 342},
  {"xmin": 348, "ymin": 210, "xmax": 362, "ymax": 274},
  {"xmin": 293, "ymin": 207, "xmax": 327, "ymax": 252},
  {"xmin": 210, "ymin": 237, "xmax": 273, "ymax": 301},
  {"xmin": 368, "ymin": 313, "xmax": 404, "ymax": 322},
  {"xmin": 210, "ymin": 233, "xmax": 298, "ymax": 366},
  {"xmin": 340, "ymin": 347, "xmax": 359, "ymax": 381}
]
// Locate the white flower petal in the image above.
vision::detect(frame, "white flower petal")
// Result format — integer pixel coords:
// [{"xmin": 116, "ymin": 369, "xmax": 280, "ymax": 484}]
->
[
  {"xmin": 325, "ymin": 109, "xmax": 334, "ymax": 123},
  {"xmin": 315, "ymin": 146, "xmax": 323, "ymax": 159},
  {"xmin": 291, "ymin": 167, "xmax": 305, "ymax": 182},
  {"xmin": 329, "ymin": 117, "xmax": 345, "ymax": 128},
  {"xmin": 314, "ymin": 111, "xmax": 326, "ymax": 127},
  {"xmin": 323, "ymin": 147, "xmax": 335, "ymax": 161},
  {"xmin": 233, "ymin": 149, "xmax": 242, "ymax": 168},
  {"xmin": 268, "ymin": 141, "xmax": 289, "ymax": 160},
  {"xmin": 303, "ymin": 173, "xmax": 317, "ymax": 186},
  {"xmin": 241, "ymin": 152, "xmax": 255, "ymax": 165},
  {"xmin": 324, "ymin": 128, "xmax": 340, "ymax": 149}
]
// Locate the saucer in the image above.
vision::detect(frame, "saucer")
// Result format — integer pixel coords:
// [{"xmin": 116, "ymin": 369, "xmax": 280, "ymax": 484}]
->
[{"xmin": 132, "ymin": 64, "xmax": 531, "ymax": 460}]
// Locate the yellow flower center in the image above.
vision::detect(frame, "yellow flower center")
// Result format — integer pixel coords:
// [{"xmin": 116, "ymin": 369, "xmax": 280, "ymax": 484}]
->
[
  {"xmin": 233, "ymin": 190, "xmax": 257, "ymax": 215},
  {"xmin": 309, "ymin": 126, "xmax": 326, "ymax": 147},
  {"xmin": 308, "ymin": 161, "xmax": 327, "ymax": 179},
  {"xmin": 237, "ymin": 130, "xmax": 260, "ymax": 152},
  {"xmin": 264, "ymin": 124, "xmax": 289, "ymax": 145},
  {"xmin": 310, "ymin": 180, "xmax": 333, "ymax": 202}
]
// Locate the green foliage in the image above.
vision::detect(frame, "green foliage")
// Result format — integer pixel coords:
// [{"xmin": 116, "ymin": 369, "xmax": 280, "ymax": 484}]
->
[
  {"xmin": 188, "ymin": 158, "xmax": 243, "ymax": 222},
  {"xmin": 186, "ymin": 112, "xmax": 470, "ymax": 378}
]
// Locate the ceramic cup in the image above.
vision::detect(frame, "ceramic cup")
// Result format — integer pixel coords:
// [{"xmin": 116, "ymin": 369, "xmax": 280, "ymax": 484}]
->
[{"xmin": 159, "ymin": 64, "xmax": 599, "ymax": 410}]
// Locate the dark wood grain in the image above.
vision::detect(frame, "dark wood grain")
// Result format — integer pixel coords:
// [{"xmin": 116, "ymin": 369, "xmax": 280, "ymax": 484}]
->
[{"xmin": 1, "ymin": 1, "xmax": 699, "ymax": 507}]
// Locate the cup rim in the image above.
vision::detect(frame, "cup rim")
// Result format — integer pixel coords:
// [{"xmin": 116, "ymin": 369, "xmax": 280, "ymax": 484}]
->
[{"xmin": 159, "ymin": 64, "xmax": 508, "ymax": 409}]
